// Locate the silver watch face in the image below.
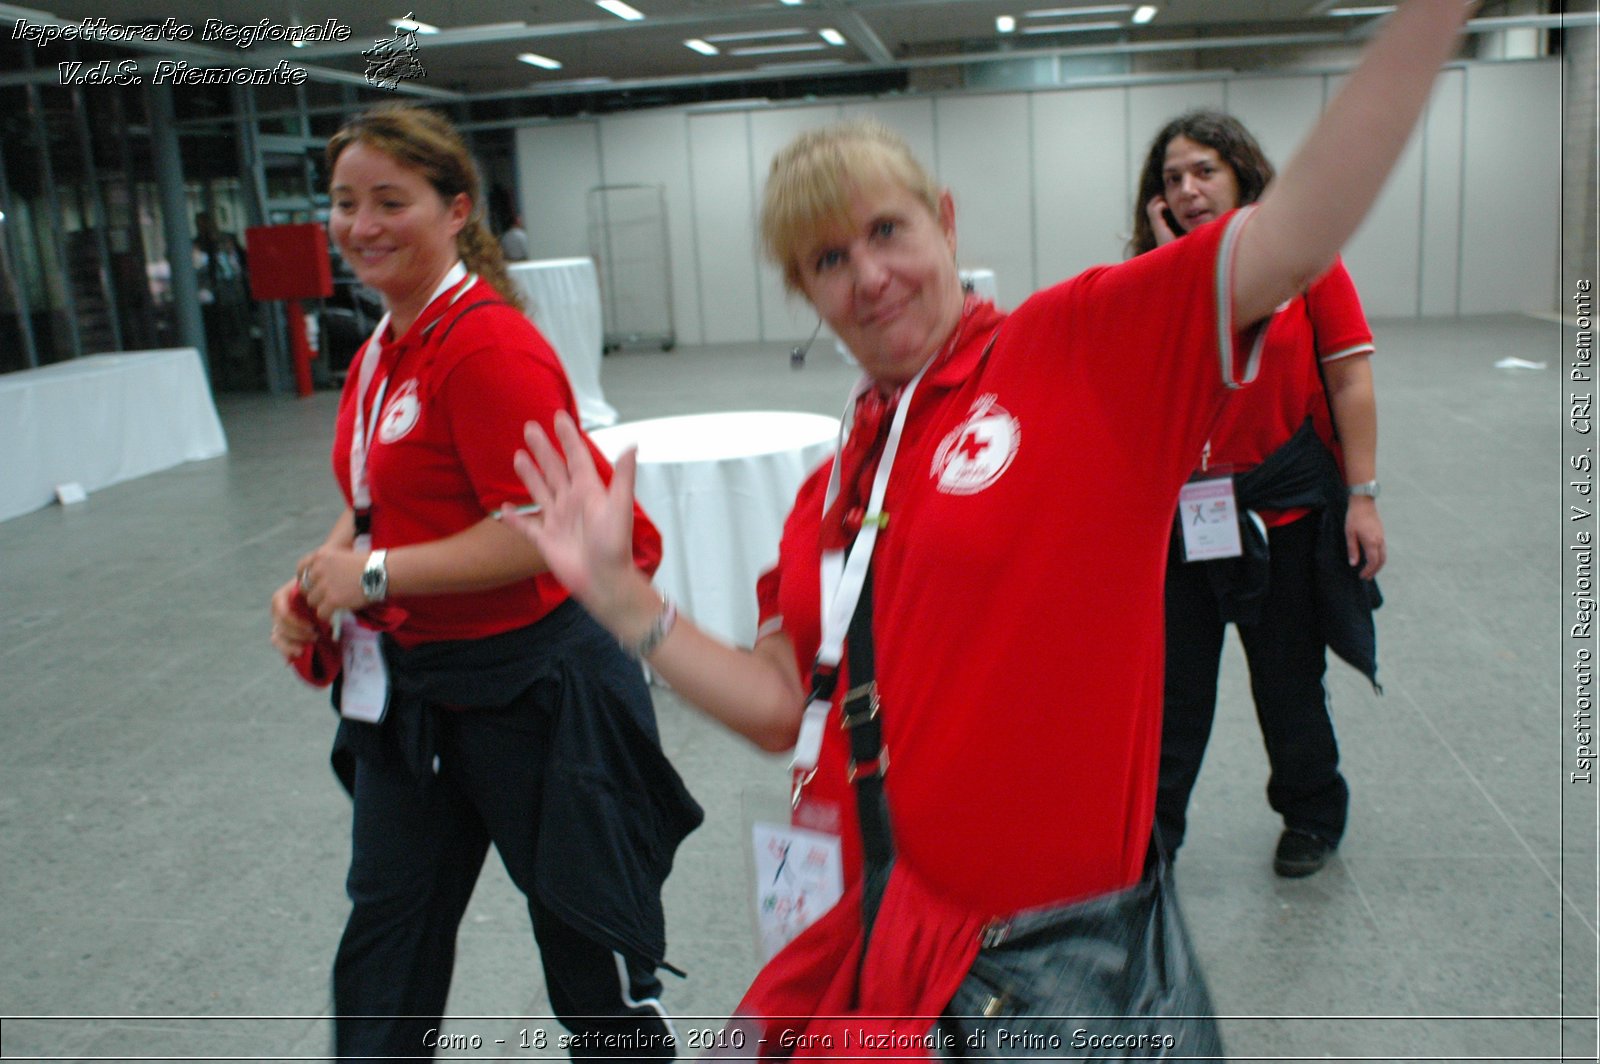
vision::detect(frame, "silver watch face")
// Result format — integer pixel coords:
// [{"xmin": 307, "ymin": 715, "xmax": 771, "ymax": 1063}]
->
[{"xmin": 362, "ymin": 560, "xmax": 385, "ymax": 599}]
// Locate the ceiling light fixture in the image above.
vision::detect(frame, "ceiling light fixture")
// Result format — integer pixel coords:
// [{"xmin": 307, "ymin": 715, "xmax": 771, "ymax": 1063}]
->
[
  {"xmin": 1131, "ymin": 5, "xmax": 1158, "ymax": 23},
  {"xmin": 388, "ymin": 16, "xmax": 440, "ymax": 34},
  {"xmin": 518, "ymin": 52, "xmax": 563, "ymax": 69},
  {"xmin": 819, "ymin": 28, "xmax": 846, "ymax": 45},
  {"xmin": 685, "ymin": 38, "xmax": 719, "ymax": 55},
  {"xmin": 729, "ymin": 42, "xmax": 830, "ymax": 56},
  {"xmin": 704, "ymin": 28, "xmax": 810, "ymax": 42},
  {"xmin": 757, "ymin": 59, "xmax": 847, "ymax": 71},
  {"xmin": 1020, "ymin": 19, "xmax": 1122, "ymax": 34},
  {"xmin": 596, "ymin": 0, "xmax": 646, "ymax": 21},
  {"xmin": 996, "ymin": 15, "xmax": 1016, "ymax": 32},
  {"xmin": 1025, "ymin": 4, "xmax": 1132, "ymax": 16},
  {"xmin": 1327, "ymin": 5, "xmax": 1396, "ymax": 15}
]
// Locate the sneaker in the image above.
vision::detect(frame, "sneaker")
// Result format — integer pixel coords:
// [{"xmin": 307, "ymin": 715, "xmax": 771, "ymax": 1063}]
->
[{"xmin": 1273, "ymin": 829, "xmax": 1335, "ymax": 878}]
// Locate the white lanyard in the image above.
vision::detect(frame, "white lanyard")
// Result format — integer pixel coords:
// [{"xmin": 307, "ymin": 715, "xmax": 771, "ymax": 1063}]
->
[
  {"xmin": 790, "ymin": 357, "xmax": 932, "ymax": 781},
  {"xmin": 348, "ymin": 263, "xmax": 470, "ymax": 514}
]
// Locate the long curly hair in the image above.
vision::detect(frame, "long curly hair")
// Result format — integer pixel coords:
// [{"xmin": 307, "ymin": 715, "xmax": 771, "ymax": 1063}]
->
[
  {"xmin": 327, "ymin": 104, "xmax": 524, "ymax": 312},
  {"xmin": 1129, "ymin": 110, "xmax": 1275, "ymax": 258}
]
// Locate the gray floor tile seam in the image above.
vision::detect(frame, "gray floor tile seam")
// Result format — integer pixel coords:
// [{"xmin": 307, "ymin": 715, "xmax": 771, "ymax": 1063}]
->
[{"xmin": 1388, "ymin": 678, "xmax": 1594, "ymax": 937}]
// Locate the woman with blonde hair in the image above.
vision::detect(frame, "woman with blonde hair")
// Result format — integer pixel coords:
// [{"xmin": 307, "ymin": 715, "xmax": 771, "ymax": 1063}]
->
[
  {"xmin": 507, "ymin": 1, "xmax": 1469, "ymax": 1054},
  {"xmin": 269, "ymin": 104, "xmax": 699, "ymax": 1060}
]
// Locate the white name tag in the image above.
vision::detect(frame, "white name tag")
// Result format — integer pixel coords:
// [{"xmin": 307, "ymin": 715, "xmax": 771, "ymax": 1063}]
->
[
  {"xmin": 339, "ymin": 619, "xmax": 390, "ymax": 723},
  {"xmin": 751, "ymin": 820, "xmax": 844, "ymax": 961},
  {"xmin": 1179, "ymin": 476, "xmax": 1243, "ymax": 561}
]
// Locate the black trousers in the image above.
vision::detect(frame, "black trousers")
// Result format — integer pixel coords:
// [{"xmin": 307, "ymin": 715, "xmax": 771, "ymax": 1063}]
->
[
  {"xmin": 1157, "ymin": 514, "xmax": 1349, "ymax": 853},
  {"xmin": 333, "ymin": 692, "xmax": 675, "ymax": 1061}
]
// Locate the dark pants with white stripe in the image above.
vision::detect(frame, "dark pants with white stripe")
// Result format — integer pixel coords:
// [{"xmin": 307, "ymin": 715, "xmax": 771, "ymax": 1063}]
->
[
  {"xmin": 333, "ymin": 692, "xmax": 675, "ymax": 1061},
  {"xmin": 1157, "ymin": 514, "xmax": 1350, "ymax": 853}
]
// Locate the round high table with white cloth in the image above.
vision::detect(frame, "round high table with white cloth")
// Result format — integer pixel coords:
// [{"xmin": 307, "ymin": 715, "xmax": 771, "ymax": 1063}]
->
[
  {"xmin": 507, "ymin": 257, "xmax": 618, "ymax": 428},
  {"xmin": 590, "ymin": 411, "xmax": 840, "ymax": 646}
]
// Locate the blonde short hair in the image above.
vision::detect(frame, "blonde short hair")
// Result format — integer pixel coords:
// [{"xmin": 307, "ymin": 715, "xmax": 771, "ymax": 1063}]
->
[{"xmin": 760, "ymin": 120, "xmax": 941, "ymax": 293}]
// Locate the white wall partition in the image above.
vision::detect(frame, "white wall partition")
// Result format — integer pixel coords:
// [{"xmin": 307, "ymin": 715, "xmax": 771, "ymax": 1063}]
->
[
  {"xmin": 1459, "ymin": 60, "xmax": 1562, "ymax": 317},
  {"xmin": 936, "ymin": 93, "xmax": 1034, "ymax": 312},
  {"xmin": 1033, "ymin": 86, "xmax": 1133, "ymax": 283},
  {"xmin": 516, "ymin": 58, "xmax": 1562, "ymax": 346},
  {"xmin": 515, "ymin": 121, "xmax": 600, "ymax": 259},
  {"xmin": 688, "ymin": 111, "xmax": 763, "ymax": 345}
]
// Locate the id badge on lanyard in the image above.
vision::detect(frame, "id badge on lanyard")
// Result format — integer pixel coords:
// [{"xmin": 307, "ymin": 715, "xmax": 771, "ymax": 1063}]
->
[
  {"xmin": 334, "ymin": 263, "xmax": 472, "ymax": 723},
  {"xmin": 789, "ymin": 361, "xmax": 929, "ymax": 799},
  {"xmin": 339, "ymin": 316, "xmax": 396, "ymax": 723},
  {"xmin": 1178, "ymin": 442, "xmax": 1243, "ymax": 561}
]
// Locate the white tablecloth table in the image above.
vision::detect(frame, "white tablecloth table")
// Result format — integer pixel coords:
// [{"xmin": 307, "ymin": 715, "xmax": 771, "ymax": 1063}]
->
[
  {"xmin": 0, "ymin": 348, "xmax": 228, "ymax": 523},
  {"xmin": 590, "ymin": 411, "xmax": 839, "ymax": 646},
  {"xmin": 507, "ymin": 258, "xmax": 617, "ymax": 429}
]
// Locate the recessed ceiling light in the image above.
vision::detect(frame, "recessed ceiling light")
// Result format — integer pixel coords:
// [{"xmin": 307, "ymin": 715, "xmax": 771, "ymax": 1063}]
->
[
  {"xmin": 685, "ymin": 38, "xmax": 719, "ymax": 55},
  {"xmin": 779, "ymin": 0, "xmax": 805, "ymax": 5},
  {"xmin": 758, "ymin": 59, "xmax": 846, "ymax": 71},
  {"xmin": 996, "ymin": 15, "xmax": 1016, "ymax": 32},
  {"xmin": 819, "ymin": 28, "xmax": 846, "ymax": 45},
  {"xmin": 1025, "ymin": 4, "xmax": 1131, "ymax": 16},
  {"xmin": 1020, "ymin": 19, "xmax": 1121, "ymax": 34},
  {"xmin": 388, "ymin": 16, "xmax": 440, "ymax": 34},
  {"xmin": 704, "ymin": 28, "xmax": 809, "ymax": 42},
  {"xmin": 596, "ymin": 0, "xmax": 645, "ymax": 21},
  {"xmin": 518, "ymin": 52, "xmax": 562, "ymax": 69},
  {"xmin": 730, "ymin": 42, "xmax": 830, "ymax": 56},
  {"xmin": 1327, "ymin": 5, "xmax": 1395, "ymax": 15},
  {"xmin": 1131, "ymin": 5, "xmax": 1158, "ymax": 23}
]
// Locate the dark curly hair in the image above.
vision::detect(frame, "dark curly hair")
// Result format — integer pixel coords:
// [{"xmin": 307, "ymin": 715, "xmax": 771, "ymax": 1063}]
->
[{"xmin": 1129, "ymin": 110, "xmax": 1274, "ymax": 257}]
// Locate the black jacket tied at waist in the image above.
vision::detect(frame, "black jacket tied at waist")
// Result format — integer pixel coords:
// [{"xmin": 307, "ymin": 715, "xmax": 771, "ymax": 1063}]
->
[
  {"xmin": 1177, "ymin": 418, "xmax": 1382, "ymax": 688},
  {"xmin": 330, "ymin": 599, "xmax": 705, "ymax": 974}
]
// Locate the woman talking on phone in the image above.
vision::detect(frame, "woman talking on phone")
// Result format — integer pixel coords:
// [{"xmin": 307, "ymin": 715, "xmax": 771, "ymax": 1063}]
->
[{"xmin": 1133, "ymin": 111, "xmax": 1385, "ymax": 878}]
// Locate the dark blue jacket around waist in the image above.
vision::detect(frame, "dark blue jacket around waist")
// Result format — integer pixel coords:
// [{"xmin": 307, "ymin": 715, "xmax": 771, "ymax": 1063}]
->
[{"xmin": 330, "ymin": 599, "xmax": 704, "ymax": 974}]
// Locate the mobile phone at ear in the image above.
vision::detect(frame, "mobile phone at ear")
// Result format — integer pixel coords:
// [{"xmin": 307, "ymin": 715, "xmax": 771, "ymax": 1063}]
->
[{"xmin": 1162, "ymin": 206, "xmax": 1181, "ymax": 234}]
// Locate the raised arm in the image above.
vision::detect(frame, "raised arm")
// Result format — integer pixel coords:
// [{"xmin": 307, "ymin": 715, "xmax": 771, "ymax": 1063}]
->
[
  {"xmin": 1234, "ymin": 0, "xmax": 1474, "ymax": 326},
  {"xmin": 505, "ymin": 413, "xmax": 808, "ymax": 753}
]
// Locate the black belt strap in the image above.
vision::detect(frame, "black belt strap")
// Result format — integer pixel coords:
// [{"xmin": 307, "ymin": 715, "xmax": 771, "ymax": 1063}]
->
[{"xmin": 842, "ymin": 568, "xmax": 894, "ymax": 955}]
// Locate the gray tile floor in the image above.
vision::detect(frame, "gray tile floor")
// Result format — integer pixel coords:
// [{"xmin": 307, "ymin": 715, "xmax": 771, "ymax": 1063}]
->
[{"xmin": 1, "ymin": 314, "xmax": 1594, "ymax": 1062}]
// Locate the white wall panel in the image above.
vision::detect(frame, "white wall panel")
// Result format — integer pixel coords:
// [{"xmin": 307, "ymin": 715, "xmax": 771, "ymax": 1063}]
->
[
  {"xmin": 598, "ymin": 111, "xmax": 701, "ymax": 344},
  {"xmin": 515, "ymin": 122, "xmax": 600, "ymax": 260},
  {"xmin": 1419, "ymin": 69, "xmax": 1465, "ymax": 317},
  {"xmin": 1328, "ymin": 73, "xmax": 1426, "ymax": 319},
  {"xmin": 1225, "ymin": 75, "xmax": 1325, "ymax": 172},
  {"xmin": 841, "ymin": 97, "xmax": 936, "ymax": 171},
  {"xmin": 1459, "ymin": 61, "xmax": 1561, "ymax": 314},
  {"xmin": 934, "ymin": 93, "xmax": 1033, "ymax": 310},
  {"xmin": 1032, "ymin": 86, "xmax": 1130, "ymax": 288},
  {"xmin": 688, "ymin": 112, "xmax": 761, "ymax": 345}
]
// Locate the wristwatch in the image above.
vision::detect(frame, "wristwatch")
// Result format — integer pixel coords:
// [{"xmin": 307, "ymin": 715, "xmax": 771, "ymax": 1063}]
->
[
  {"xmin": 1347, "ymin": 480, "xmax": 1380, "ymax": 500},
  {"xmin": 361, "ymin": 549, "xmax": 389, "ymax": 602}
]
